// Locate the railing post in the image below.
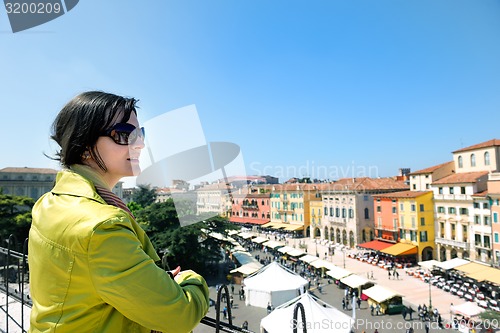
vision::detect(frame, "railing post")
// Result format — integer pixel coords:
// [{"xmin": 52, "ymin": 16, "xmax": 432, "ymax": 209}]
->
[
  {"xmin": 293, "ymin": 302, "xmax": 307, "ymax": 333},
  {"xmin": 21, "ymin": 238, "xmax": 28, "ymax": 333}
]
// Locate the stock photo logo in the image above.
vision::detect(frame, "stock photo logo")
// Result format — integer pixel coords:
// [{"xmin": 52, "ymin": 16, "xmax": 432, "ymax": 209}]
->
[
  {"xmin": 3, "ymin": 0, "xmax": 79, "ymax": 33},
  {"xmin": 136, "ymin": 105, "xmax": 248, "ymax": 227}
]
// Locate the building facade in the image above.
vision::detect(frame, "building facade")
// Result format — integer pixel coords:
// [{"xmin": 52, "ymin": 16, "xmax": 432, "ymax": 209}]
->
[{"xmin": 321, "ymin": 177, "xmax": 409, "ymax": 248}]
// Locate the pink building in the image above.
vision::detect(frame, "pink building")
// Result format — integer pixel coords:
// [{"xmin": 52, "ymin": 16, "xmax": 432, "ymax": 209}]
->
[{"xmin": 230, "ymin": 190, "xmax": 271, "ymax": 226}]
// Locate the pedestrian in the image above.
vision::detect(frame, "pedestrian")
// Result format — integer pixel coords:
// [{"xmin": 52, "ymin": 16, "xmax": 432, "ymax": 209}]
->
[
  {"xmin": 374, "ymin": 329, "xmax": 379, "ymax": 333},
  {"xmin": 402, "ymin": 306, "xmax": 407, "ymax": 320},
  {"xmin": 370, "ymin": 304, "xmax": 374, "ymax": 316},
  {"xmin": 376, "ymin": 304, "xmax": 381, "ymax": 316},
  {"xmin": 408, "ymin": 306, "xmax": 414, "ymax": 320},
  {"xmin": 342, "ymin": 298, "xmax": 346, "ymax": 309},
  {"xmin": 231, "ymin": 284, "xmax": 234, "ymax": 295},
  {"xmin": 357, "ymin": 297, "xmax": 362, "ymax": 309},
  {"xmin": 223, "ymin": 306, "xmax": 227, "ymax": 319},
  {"xmin": 425, "ymin": 321, "xmax": 430, "ymax": 333},
  {"xmin": 346, "ymin": 298, "xmax": 350, "ymax": 310},
  {"xmin": 267, "ymin": 302, "xmax": 272, "ymax": 314},
  {"xmin": 242, "ymin": 320, "xmax": 249, "ymax": 330},
  {"xmin": 388, "ymin": 270, "xmax": 391, "ymax": 279},
  {"xmin": 28, "ymin": 91, "xmax": 209, "ymax": 333}
]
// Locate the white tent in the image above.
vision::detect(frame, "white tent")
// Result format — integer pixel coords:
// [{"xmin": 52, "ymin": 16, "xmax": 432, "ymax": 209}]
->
[
  {"xmin": 260, "ymin": 292, "xmax": 354, "ymax": 333},
  {"xmin": 451, "ymin": 302, "xmax": 485, "ymax": 318},
  {"xmin": 243, "ymin": 262, "xmax": 308, "ymax": 309}
]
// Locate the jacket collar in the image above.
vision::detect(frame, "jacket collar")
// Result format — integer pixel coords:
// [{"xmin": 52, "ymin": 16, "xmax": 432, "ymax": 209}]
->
[{"xmin": 52, "ymin": 169, "xmax": 107, "ymax": 204}]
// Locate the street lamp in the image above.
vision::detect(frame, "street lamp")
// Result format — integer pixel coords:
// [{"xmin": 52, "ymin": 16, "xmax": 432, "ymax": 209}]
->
[{"xmin": 428, "ymin": 280, "xmax": 432, "ymax": 311}]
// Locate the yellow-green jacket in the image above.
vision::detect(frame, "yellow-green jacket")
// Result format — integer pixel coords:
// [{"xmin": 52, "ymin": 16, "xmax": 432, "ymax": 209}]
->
[{"xmin": 29, "ymin": 169, "xmax": 209, "ymax": 332}]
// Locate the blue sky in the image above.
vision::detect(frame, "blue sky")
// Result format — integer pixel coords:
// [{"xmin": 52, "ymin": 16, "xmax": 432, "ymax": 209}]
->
[{"xmin": 1, "ymin": 0, "xmax": 500, "ymax": 185}]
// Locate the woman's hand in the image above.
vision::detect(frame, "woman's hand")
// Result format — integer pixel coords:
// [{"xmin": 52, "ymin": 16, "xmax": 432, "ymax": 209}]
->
[{"xmin": 170, "ymin": 266, "xmax": 181, "ymax": 278}]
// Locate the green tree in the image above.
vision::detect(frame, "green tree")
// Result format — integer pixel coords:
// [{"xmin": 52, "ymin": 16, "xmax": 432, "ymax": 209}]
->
[
  {"xmin": 132, "ymin": 184, "xmax": 157, "ymax": 208},
  {"xmin": 137, "ymin": 199, "xmax": 238, "ymax": 275},
  {"xmin": 0, "ymin": 194, "xmax": 35, "ymax": 245}
]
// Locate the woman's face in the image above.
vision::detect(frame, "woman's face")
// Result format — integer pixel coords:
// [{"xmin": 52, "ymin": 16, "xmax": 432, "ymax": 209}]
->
[{"xmin": 89, "ymin": 112, "xmax": 144, "ymax": 188}]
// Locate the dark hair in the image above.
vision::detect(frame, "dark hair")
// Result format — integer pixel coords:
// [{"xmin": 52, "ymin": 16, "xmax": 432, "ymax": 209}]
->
[{"xmin": 50, "ymin": 91, "xmax": 138, "ymax": 171}]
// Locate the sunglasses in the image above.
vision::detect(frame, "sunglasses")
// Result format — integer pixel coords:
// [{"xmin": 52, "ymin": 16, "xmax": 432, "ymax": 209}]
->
[{"xmin": 103, "ymin": 123, "xmax": 145, "ymax": 145}]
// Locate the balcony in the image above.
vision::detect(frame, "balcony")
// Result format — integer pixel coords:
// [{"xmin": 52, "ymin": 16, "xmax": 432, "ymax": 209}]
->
[
  {"xmin": 435, "ymin": 237, "xmax": 470, "ymax": 250},
  {"xmin": 434, "ymin": 194, "xmax": 470, "ymax": 201},
  {"xmin": 242, "ymin": 204, "xmax": 259, "ymax": 210}
]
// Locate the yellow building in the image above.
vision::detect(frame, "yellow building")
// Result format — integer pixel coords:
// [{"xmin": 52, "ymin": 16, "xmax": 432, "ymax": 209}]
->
[
  {"xmin": 268, "ymin": 184, "xmax": 322, "ymax": 236},
  {"xmin": 395, "ymin": 191, "xmax": 435, "ymax": 261}
]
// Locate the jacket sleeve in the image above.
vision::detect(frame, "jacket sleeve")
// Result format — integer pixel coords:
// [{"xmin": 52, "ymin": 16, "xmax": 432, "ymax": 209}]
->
[{"xmin": 87, "ymin": 217, "xmax": 209, "ymax": 333}]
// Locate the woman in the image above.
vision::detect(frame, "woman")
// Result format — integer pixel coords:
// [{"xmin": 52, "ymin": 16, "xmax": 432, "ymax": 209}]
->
[{"xmin": 29, "ymin": 91, "xmax": 209, "ymax": 332}]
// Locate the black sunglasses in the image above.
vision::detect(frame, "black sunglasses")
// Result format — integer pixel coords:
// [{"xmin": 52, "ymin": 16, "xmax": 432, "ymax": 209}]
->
[{"xmin": 103, "ymin": 123, "xmax": 145, "ymax": 145}]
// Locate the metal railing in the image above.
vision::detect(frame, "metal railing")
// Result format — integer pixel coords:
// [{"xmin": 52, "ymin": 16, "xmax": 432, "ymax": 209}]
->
[{"xmin": 0, "ymin": 235, "xmax": 307, "ymax": 333}]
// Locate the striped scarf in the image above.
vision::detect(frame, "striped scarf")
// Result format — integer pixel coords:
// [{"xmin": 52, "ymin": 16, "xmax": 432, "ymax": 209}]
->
[{"xmin": 93, "ymin": 184, "xmax": 135, "ymax": 218}]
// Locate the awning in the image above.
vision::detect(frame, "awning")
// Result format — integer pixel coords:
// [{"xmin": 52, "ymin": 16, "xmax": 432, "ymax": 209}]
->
[
  {"xmin": 418, "ymin": 259, "xmax": 441, "ymax": 271},
  {"xmin": 362, "ymin": 285, "xmax": 401, "ymax": 303},
  {"xmin": 357, "ymin": 240, "xmax": 394, "ymax": 251},
  {"xmin": 310, "ymin": 259, "xmax": 336, "ymax": 271},
  {"xmin": 454, "ymin": 262, "xmax": 490, "ymax": 275},
  {"xmin": 270, "ymin": 223, "xmax": 289, "ymax": 229},
  {"xmin": 433, "ymin": 258, "xmax": 469, "ymax": 270},
  {"xmin": 277, "ymin": 246, "xmax": 295, "ymax": 254},
  {"xmin": 466, "ymin": 267, "xmax": 500, "ymax": 285},
  {"xmin": 284, "ymin": 224, "xmax": 304, "ymax": 231},
  {"xmin": 230, "ymin": 262, "xmax": 263, "ymax": 276},
  {"xmin": 262, "ymin": 240, "xmax": 285, "ymax": 249},
  {"xmin": 340, "ymin": 274, "xmax": 372, "ymax": 289},
  {"xmin": 381, "ymin": 243, "xmax": 417, "ymax": 256},
  {"xmin": 298, "ymin": 254, "xmax": 320, "ymax": 264},
  {"xmin": 286, "ymin": 249, "xmax": 306, "ymax": 257},
  {"xmin": 238, "ymin": 232, "xmax": 257, "ymax": 239},
  {"xmin": 326, "ymin": 267, "xmax": 352, "ymax": 280},
  {"xmin": 251, "ymin": 236, "xmax": 269, "ymax": 244}
]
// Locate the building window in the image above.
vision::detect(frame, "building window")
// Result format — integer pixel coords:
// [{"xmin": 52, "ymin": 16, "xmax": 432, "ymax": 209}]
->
[
  {"xmin": 400, "ymin": 203, "xmax": 404, "ymax": 211},
  {"xmin": 475, "ymin": 234, "xmax": 482, "ymax": 246},
  {"xmin": 342, "ymin": 208, "xmax": 346, "ymax": 218},
  {"xmin": 485, "ymin": 152, "xmax": 490, "ymax": 166},
  {"xmin": 473, "ymin": 202, "xmax": 480, "ymax": 208},
  {"xmin": 460, "ymin": 208, "xmax": 468, "ymax": 215},
  {"xmin": 471, "ymin": 154, "xmax": 476, "ymax": 167},
  {"xmin": 412, "ymin": 184, "xmax": 416, "ymax": 190},
  {"xmin": 324, "ymin": 207, "xmax": 328, "ymax": 216},
  {"xmin": 364, "ymin": 208, "xmax": 370, "ymax": 219},
  {"xmin": 494, "ymin": 212, "xmax": 498, "ymax": 223},
  {"xmin": 483, "ymin": 202, "xmax": 489, "ymax": 209},
  {"xmin": 439, "ymin": 187, "xmax": 443, "ymax": 194},
  {"xmin": 495, "ymin": 232, "xmax": 499, "ymax": 243},
  {"xmin": 377, "ymin": 206, "xmax": 381, "ymax": 212},
  {"xmin": 426, "ymin": 184, "xmax": 430, "ymax": 189},
  {"xmin": 475, "ymin": 215, "xmax": 481, "ymax": 224},
  {"xmin": 336, "ymin": 208, "xmax": 340, "ymax": 217},
  {"xmin": 449, "ymin": 187, "xmax": 454, "ymax": 194},
  {"xmin": 484, "ymin": 235, "xmax": 491, "ymax": 248},
  {"xmin": 411, "ymin": 204, "xmax": 416, "ymax": 212},
  {"xmin": 364, "ymin": 195, "xmax": 369, "ymax": 201},
  {"xmin": 440, "ymin": 222, "xmax": 445, "ymax": 238},
  {"xmin": 448, "ymin": 207, "xmax": 456, "ymax": 214},
  {"xmin": 458, "ymin": 156, "xmax": 463, "ymax": 168},
  {"xmin": 437, "ymin": 206, "xmax": 445, "ymax": 213},
  {"xmin": 484, "ymin": 216, "xmax": 491, "ymax": 225},
  {"xmin": 461, "ymin": 187, "xmax": 466, "ymax": 195},
  {"xmin": 329, "ymin": 207, "xmax": 333, "ymax": 216},
  {"xmin": 392, "ymin": 207, "xmax": 397, "ymax": 214},
  {"xmin": 451, "ymin": 224, "xmax": 456, "ymax": 239},
  {"xmin": 419, "ymin": 204, "xmax": 424, "ymax": 212},
  {"xmin": 420, "ymin": 231, "xmax": 428, "ymax": 242},
  {"xmin": 420, "ymin": 217, "xmax": 425, "ymax": 226},
  {"xmin": 463, "ymin": 225, "xmax": 468, "ymax": 242}
]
